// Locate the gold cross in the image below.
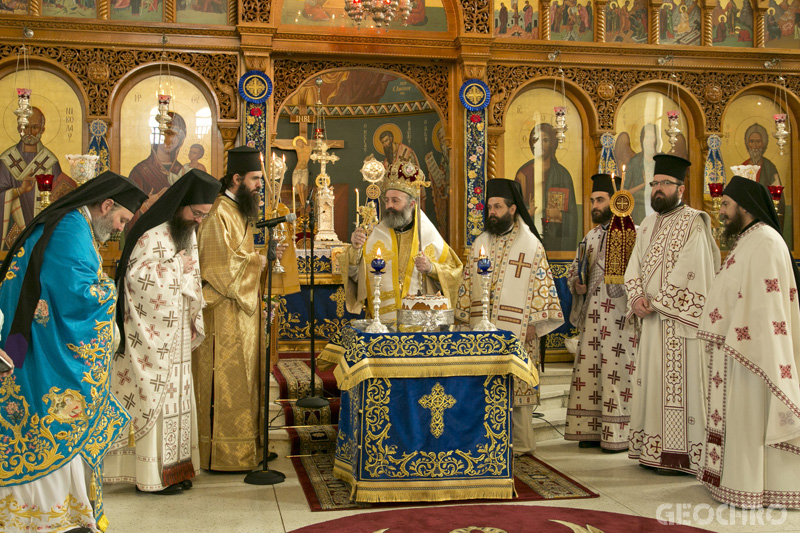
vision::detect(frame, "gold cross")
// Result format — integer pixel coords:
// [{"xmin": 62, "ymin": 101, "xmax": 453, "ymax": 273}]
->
[
  {"xmin": 418, "ymin": 382, "xmax": 456, "ymax": 438},
  {"xmin": 330, "ymin": 287, "xmax": 346, "ymax": 318},
  {"xmin": 509, "ymin": 252, "xmax": 532, "ymax": 278}
]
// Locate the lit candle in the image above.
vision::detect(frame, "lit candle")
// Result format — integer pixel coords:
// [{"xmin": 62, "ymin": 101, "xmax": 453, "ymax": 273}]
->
[
  {"xmin": 620, "ymin": 165, "xmax": 626, "ymax": 191},
  {"xmin": 260, "ymin": 152, "xmax": 272, "ymax": 208},
  {"xmin": 292, "ymin": 185, "xmax": 296, "ymax": 215},
  {"xmin": 355, "ymin": 188, "xmax": 360, "ymax": 226},
  {"xmin": 371, "ymin": 247, "xmax": 385, "ymax": 274},
  {"xmin": 477, "ymin": 245, "xmax": 491, "ymax": 274}
]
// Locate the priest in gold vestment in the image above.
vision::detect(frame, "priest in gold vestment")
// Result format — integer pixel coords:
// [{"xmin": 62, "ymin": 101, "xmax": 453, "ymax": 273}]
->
[
  {"xmin": 193, "ymin": 147, "xmax": 268, "ymax": 471},
  {"xmin": 341, "ymin": 160, "xmax": 462, "ymax": 319}
]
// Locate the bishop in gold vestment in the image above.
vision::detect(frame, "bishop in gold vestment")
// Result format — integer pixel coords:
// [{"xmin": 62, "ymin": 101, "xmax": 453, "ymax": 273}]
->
[
  {"xmin": 193, "ymin": 147, "xmax": 267, "ymax": 471},
  {"xmin": 341, "ymin": 160, "xmax": 462, "ymax": 319}
]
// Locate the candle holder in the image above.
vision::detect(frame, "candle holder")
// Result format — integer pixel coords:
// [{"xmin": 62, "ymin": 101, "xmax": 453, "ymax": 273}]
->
[
  {"xmin": 773, "ymin": 114, "xmax": 789, "ymax": 156},
  {"xmin": 365, "ymin": 254, "xmax": 389, "ymax": 334},
  {"xmin": 473, "ymin": 256, "xmax": 497, "ymax": 332},
  {"xmin": 35, "ymin": 173, "xmax": 54, "ymax": 210},
  {"xmin": 768, "ymin": 185, "xmax": 784, "ymax": 212},
  {"xmin": 708, "ymin": 182, "xmax": 724, "ymax": 240},
  {"xmin": 272, "ymin": 224, "xmax": 287, "ymax": 274},
  {"xmin": 665, "ymin": 111, "xmax": 681, "ymax": 151}
]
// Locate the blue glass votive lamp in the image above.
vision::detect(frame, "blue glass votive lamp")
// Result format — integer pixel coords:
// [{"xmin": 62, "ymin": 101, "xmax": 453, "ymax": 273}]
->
[
  {"xmin": 371, "ymin": 249, "xmax": 386, "ymax": 274},
  {"xmin": 477, "ymin": 246, "xmax": 491, "ymax": 274}
]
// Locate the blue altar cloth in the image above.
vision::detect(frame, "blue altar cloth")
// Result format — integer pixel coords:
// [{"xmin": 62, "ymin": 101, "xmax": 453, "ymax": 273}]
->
[{"xmin": 318, "ymin": 327, "xmax": 537, "ymax": 503}]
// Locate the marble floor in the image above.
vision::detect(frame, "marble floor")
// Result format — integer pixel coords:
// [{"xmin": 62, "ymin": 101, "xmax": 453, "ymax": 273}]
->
[{"xmin": 102, "ymin": 438, "xmax": 800, "ymax": 533}]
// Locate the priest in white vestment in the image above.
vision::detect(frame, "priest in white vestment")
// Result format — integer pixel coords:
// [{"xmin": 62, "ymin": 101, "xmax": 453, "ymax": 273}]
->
[
  {"xmin": 105, "ymin": 170, "xmax": 221, "ymax": 494},
  {"xmin": 697, "ymin": 175, "xmax": 800, "ymax": 508},
  {"xmin": 624, "ymin": 154, "xmax": 720, "ymax": 475},
  {"xmin": 341, "ymin": 160, "xmax": 462, "ymax": 319},
  {"xmin": 456, "ymin": 178, "xmax": 563, "ymax": 455},
  {"xmin": 565, "ymin": 174, "xmax": 637, "ymax": 452}
]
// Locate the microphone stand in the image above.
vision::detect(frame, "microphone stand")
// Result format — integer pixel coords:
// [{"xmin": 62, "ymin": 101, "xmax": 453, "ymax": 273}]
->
[
  {"xmin": 244, "ymin": 226, "xmax": 285, "ymax": 485},
  {"xmin": 296, "ymin": 188, "xmax": 329, "ymax": 409}
]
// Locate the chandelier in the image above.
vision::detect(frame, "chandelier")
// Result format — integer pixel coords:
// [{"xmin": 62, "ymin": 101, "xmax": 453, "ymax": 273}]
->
[
  {"xmin": 14, "ymin": 27, "xmax": 34, "ymax": 133},
  {"xmin": 155, "ymin": 34, "xmax": 173, "ymax": 135},
  {"xmin": 550, "ymin": 50, "xmax": 568, "ymax": 148},
  {"xmin": 344, "ymin": 0, "xmax": 414, "ymax": 28},
  {"xmin": 765, "ymin": 58, "xmax": 791, "ymax": 156},
  {"xmin": 660, "ymin": 55, "xmax": 683, "ymax": 153}
]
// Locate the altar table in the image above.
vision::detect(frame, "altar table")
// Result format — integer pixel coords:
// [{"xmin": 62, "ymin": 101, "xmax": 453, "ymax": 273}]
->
[{"xmin": 317, "ymin": 326, "xmax": 538, "ymax": 503}]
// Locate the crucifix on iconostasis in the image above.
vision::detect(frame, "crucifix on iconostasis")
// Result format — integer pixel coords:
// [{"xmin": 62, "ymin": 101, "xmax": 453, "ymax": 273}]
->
[{"xmin": 272, "ymin": 103, "xmax": 344, "ymax": 211}]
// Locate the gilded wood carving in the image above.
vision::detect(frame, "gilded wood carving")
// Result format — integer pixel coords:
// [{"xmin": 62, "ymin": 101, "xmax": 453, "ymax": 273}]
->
[
  {"xmin": 461, "ymin": 0, "xmax": 492, "ymax": 33},
  {"xmin": 487, "ymin": 64, "xmax": 798, "ymax": 133},
  {"xmin": 0, "ymin": 45, "xmax": 238, "ymax": 120}
]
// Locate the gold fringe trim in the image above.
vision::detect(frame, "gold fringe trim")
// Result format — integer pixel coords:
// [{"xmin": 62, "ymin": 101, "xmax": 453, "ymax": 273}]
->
[
  {"xmin": 97, "ymin": 514, "xmax": 110, "ymax": 532},
  {"xmin": 604, "ymin": 274, "xmax": 625, "ymax": 284},
  {"xmin": 334, "ymin": 355, "xmax": 537, "ymax": 391},
  {"xmin": 351, "ymin": 482, "xmax": 514, "ymax": 503}
]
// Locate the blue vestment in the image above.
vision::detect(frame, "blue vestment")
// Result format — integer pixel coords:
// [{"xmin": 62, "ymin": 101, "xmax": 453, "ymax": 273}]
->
[{"xmin": 0, "ymin": 209, "xmax": 129, "ymax": 525}]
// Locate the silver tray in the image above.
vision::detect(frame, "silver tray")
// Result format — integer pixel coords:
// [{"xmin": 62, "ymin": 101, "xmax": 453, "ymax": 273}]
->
[
  {"xmin": 350, "ymin": 319, "xmax": 397, "ymax": 333},
  {"xmin": 396, "ymin": 308, "xmax": 454, "ymax": 331}
]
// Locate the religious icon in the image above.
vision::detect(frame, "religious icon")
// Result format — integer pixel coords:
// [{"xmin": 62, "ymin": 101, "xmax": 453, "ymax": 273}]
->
[{"xmin": 0, "ymin": 69, "xmax": 81, "ymax": 251}]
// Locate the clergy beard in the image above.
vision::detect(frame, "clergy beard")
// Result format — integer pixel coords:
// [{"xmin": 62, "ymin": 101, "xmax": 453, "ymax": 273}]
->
[
  {"xmin": 591, "ymin": 206, "xmax": 612, "ymax": 225},
  {"xmin": 91, "ymin": 212, "xmax": 116, "ymax": 243},
  {"xmin": 168, "ymin": 212, "xmax": 198, "ymax": 252},
  {"xmin": 485, "ymin": 212, "xmax": 514, "ymax": 235},
  {"xmin": 235, "ymin": 184, "xmax": 260, "ymax": 220},
  {"xmin": 383, "ymin": 203, "xmax": 414, "ymax": 230},
  {"xmin": 384, "ymin": 143, "xmax": 394, "ymax": 164},
  {"xmin": 720, "ymin": 208, "xmax": 746, "ymax": 245},
  {"xmin": 650, "ymin": 188, "xmax": 680, "ymax": 214},
  {"xmin": 747, "ymin": 146, "xmax": 763, "ymax": 165}
]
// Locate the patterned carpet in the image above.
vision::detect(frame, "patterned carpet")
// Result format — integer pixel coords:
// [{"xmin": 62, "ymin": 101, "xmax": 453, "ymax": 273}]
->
[{"xmin": 292, "ymin": 453, "xmax": 599, "ymax": 512}]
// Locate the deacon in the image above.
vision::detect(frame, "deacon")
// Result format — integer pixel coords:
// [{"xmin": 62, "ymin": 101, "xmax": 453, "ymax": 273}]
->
[
  {"xmin": 565, "ymin": 174, "xmax": 637, "ymax": 452},
  {"xmin": 104, "ymin": 169, "xmax": 221, "ymax": 494},
  {"xmin": 697, "ymin": 176, "xmax": 800, "ymax": 508},
  {"xmin": 342, "ymin": 160, "xmax": 462, "ymax": 320},
  {"xmin": 193, "ymin": 146, "xmax": 269, "ymax": 471},
  {"xmin": 624, "ymin": 154, "xmax": 719, "ymax": 475},
  {"xmin": 456, "ymin": 179, "xmax": 563, "ymax": 455},
  {"xmin": 0, "ymin": 172, "xmax": 147, "ymax": 533}
]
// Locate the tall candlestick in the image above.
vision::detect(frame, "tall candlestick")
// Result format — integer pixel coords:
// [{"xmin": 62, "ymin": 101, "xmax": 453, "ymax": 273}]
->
[{"xmin": 356, "ymin": 188, "xmax": 360, "ymax": 226}]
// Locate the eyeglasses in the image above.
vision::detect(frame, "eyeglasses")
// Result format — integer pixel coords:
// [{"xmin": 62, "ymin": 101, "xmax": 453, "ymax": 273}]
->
[
  {"xmin": 649, "ymin": 180, "xmax": 681, "ymax": 189},
  {"xmin": 189, "ymin": 207, "xmax": 210, "ymax": 220}
]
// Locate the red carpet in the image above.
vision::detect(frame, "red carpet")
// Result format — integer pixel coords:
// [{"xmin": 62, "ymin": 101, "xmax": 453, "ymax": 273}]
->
[
  {"xmin": 293, "ymin": 454, "xmax": 598, "ymax": 511},
  {"xmin": 288, "ymin": 504, "xmax": 711, "ymax": 532}
]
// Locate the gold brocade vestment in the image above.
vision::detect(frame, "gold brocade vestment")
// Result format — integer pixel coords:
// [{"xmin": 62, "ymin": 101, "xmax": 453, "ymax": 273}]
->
[{"xmin": 193, "ymin": 195, "xmax": 263, "ymax": 471}]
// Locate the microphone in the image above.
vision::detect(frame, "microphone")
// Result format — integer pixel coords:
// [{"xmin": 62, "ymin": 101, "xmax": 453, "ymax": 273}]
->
[
  {"xmin": 305, "ymin": 187, "xmax": 314, "ymax": 206},
  {"xmin": 255, "ymin": 213, "xmax": 296, "ymax": 229}
]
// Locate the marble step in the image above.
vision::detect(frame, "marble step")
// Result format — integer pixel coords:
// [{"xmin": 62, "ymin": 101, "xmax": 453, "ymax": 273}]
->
[{"xmin": 539, "ymin": 362, "xmax": 573, "ymax": 386}]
